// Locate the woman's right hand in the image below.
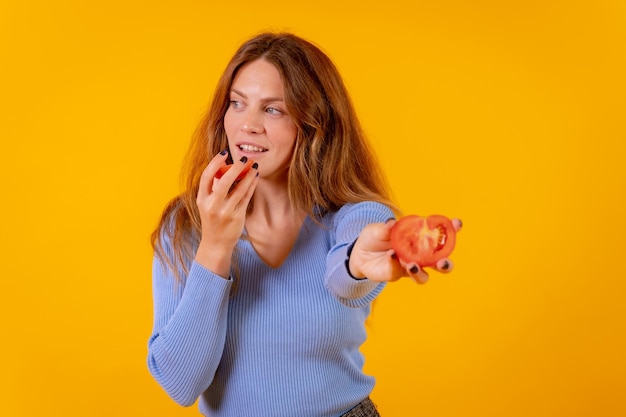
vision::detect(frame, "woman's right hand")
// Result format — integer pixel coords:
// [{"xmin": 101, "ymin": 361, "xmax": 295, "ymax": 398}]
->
[{"xmin": 194, "ymin": 151, "xmax": 259, "ymax": 278}]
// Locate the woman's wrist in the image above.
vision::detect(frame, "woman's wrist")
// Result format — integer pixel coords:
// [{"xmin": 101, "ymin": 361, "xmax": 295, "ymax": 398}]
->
[
  {"xmin": 345, "ymin": 239, "xmax": 367, "ymax": 280},
  {"xmin": 195, "ymin": 241, "xmax": 232, "ymax": 279}
]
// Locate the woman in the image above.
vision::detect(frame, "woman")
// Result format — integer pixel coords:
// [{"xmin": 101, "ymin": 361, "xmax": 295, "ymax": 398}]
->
[{"xmin": 148, "ymin": 32, "xmax": 454, "ymax": 416}]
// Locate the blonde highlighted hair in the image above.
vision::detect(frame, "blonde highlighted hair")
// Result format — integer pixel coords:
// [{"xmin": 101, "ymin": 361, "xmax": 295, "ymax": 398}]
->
[{"xmin": 152, "ymin": 32, "xmax": 397, "ymax": 279}]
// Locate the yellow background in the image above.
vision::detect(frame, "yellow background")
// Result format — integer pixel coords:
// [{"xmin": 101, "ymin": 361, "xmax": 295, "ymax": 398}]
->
[{"xmin": 1, "ymin": 0, "xmax": 625, "ymax": 416}]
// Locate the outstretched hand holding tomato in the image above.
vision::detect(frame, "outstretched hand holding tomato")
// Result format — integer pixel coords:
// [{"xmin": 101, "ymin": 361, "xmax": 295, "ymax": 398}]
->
[{"xmin": 348, "ymin": 215, "xmax": 462, "ymax": 284}]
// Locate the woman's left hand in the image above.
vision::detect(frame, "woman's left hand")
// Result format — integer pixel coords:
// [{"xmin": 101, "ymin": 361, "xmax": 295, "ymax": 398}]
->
[{"xmin": 348, "ymin": 219, "xmax": 457, "ymax": 284}]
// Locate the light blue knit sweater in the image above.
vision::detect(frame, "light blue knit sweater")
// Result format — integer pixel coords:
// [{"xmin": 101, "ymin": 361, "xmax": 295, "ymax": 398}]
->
[{"xmin": 147, "ymin": 202, "xmax": 394, "ymax": 416}]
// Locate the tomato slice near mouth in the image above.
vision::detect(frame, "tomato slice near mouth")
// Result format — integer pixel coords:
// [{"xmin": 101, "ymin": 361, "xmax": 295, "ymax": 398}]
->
[
  {"xmin": 390, "ymin": 215, "xmax": 457, "ymax": 267},
  {"xmin": 215, "ymin": 159, "xmax": 255, "ymax": 181}
]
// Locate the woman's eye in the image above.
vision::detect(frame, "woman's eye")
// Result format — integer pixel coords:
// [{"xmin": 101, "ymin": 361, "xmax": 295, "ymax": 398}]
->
[
  {"xmin": 229, "ymin": 100, "xmax": 242, "ymax": 109},
  {"xmin": 266, "ymin": 107, "xmax": 282, "ymax": 115}
]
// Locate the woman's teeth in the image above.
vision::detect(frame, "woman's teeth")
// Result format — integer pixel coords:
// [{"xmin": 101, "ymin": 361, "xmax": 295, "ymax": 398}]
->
[{"xmin": 239, "ymin": 144, "xmax": 266, "ymax": 152}]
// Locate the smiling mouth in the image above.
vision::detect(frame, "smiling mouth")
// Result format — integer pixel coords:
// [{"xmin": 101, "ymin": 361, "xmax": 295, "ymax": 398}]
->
[{"xmin": 238, "ymin": 144, "xmax": 268, "ymax": 152}]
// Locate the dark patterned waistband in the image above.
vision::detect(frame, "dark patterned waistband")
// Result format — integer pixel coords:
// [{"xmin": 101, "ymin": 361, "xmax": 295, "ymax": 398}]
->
[{"xmin": 340, "ymin": 397, "xmax": 380, "ymax": 417}]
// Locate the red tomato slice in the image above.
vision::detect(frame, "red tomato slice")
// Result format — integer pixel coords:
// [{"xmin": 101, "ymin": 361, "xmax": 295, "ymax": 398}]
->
[
  {"xmin": 215, "ymin": 160, "xmax": 254, "ymax": 181},
  {"xmin": 390, "ymin": 215, "xmax": 456, "ymax": 267}
]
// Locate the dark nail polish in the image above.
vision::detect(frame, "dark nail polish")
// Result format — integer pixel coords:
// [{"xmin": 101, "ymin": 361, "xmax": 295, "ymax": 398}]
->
[
  {"xmin": 390, "ymin": 252, "xmax": 397, "ymax": 260},
  {"xmin": 252, "ymin": 162, "xmax": 259, "ymax": 169},
  {"xmin": 458, "ymin": 219, "xmax": 463, "ymax": 229},
  {"xmin": 240, "ymin": 156, "xmax": 248, "ymax": 163},
  {"xmin": 220, "ymin": 149, "xmax": 228, "ymax": 155},
  {"xmin": 441, "ymin": 260, "xmax": 450, "ymax": 270},
  {"xmin": 385, "ymin": 217, "xmax": 395, "ymax": 224},
  {"xmin": 410, "ymin": 265, "xmax": 419, "ymax": 274}
]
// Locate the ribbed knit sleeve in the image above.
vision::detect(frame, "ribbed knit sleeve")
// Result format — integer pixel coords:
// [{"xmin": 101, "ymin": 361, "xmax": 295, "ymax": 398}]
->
[
  {"xmin": 147, "ymin": 248, "xmax": 232, "ymax": 406},
  {"xmin": 324, "ymin": 202, "xmax": 395, "ymax": 308}
]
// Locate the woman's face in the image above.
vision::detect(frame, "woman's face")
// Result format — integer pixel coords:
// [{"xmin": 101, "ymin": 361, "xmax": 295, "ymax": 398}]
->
[{"xmin": 224, "ymin": 59, "xmax": 297, "ymax": 181}]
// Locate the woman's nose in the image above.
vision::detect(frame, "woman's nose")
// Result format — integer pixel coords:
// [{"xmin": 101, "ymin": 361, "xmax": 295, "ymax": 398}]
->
[{"xmin": 242, "ymin": 110, "xmax": 262, "ymax": 134}]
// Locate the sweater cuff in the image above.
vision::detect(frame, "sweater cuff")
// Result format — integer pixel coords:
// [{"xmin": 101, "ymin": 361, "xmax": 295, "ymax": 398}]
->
[
  {"xmin": 183, "ymin": 261, "xmax": 233, "ymax": 300},
  {"xmin": 344, "ymin": 239, "xmax": 367, "ymax": 280},
  {"xmin": 325, "ymin": 244, "xmax": 385, "ymax": 308}
]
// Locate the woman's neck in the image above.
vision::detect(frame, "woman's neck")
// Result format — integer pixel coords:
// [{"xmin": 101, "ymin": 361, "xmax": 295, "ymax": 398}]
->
[
  {"xmin": 248, "ymin": 180, "xmax": 304, "ymax": 227},
  {"xmin": 245, "ymin": 181, "xmax": 306, "ymax": 268}
]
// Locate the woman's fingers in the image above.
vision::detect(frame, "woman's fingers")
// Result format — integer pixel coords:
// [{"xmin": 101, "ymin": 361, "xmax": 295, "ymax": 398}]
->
[
  {"xmin": 198, "ymin": 150, "xmax": 230, "ymax": 198},
  {"xmin": 210, "ymin": 157, "xmax": 246, "ymax": 194},
  {"xmin": 404, "ymin": 262, "xmax": 430, "ymax": 284},
  {"xmin": 196, "ymin": 153, "xmax": 258, "ymax": 226},
  {"xmin": 208, "ymin": 156, "xmax": 258, "ymax": 201},
  {"xmin": 434, "ymin": 258, "xmax": 454, "ymax": 274},
  {"xmin": 195, "ymin": 155, "xmax": 259, "ymax": 249},
  {"xmin": 228, "ymin": 162, "xmax": 259, "ymax": 212}
]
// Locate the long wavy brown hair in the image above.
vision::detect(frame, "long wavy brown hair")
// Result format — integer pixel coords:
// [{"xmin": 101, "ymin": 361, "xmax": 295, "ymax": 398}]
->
[{"xmin": 152, "ymin": 32, "xmax": 398, "ymax": 280}]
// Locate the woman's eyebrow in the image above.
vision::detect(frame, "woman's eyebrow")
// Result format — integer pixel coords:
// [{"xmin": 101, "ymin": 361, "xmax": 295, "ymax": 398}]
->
[{"xmin": 231, "ymin": 88, "xmax": 284, "ymax": 103}]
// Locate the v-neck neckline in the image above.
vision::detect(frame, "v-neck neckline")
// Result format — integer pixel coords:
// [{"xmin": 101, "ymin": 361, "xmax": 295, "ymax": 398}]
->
[{"xmin": 242, "ymin": 215, "xmax": 310, "ymax": 269}]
